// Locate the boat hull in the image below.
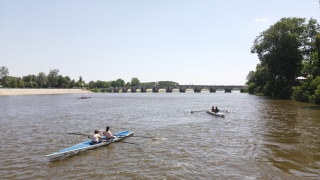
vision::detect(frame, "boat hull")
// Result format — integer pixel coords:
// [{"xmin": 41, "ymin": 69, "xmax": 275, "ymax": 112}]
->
[
  {"xmin": 46, "ymin": 130, "xmax": 133, "ymax": 161},
  {"xmin": 206, "ymin": 110, "xmax": 225, "ymax": 118}
]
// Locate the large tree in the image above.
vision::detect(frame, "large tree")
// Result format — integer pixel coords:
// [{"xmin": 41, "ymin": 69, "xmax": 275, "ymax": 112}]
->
[
  {"xmin": 37, "ymin": 72, "xmax": 47, "ymax": 88},
  {"xmin": 47, "ymin": 69, "xmax": 59, "ymax": 88},
  {"xmin": 251, "ymin": 17, "xmax": 307, "ymax": 83},
  {"xmin": 248, "ymin": 17, "xmax": 320, "ymax": 99},
  {"xmin": 111, "ymin": 78, "xmax": 125, "ymax": 87},
  {"xmin": 130, "ymin": 77, "xmax": 140, "ymax": 86},
  {"xmin": 22, "ymin": 74, "xmax": 37, "ymax": 88},
  {"xmin": 0, "ymin": 66, "xmax": 9, "ymax": 85}
]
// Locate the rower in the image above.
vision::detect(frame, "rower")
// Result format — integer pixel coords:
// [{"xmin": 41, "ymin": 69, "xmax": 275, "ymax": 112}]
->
[
  {"xmin": 103, "ymin": 126, "xmax": 117, "ymax": 139},
  {"xmin": 91, "ymin": 130, "xmax": 103, "ymax": 145},
  {"xmin": 211, "ymin": 106, "xmax": 215, "ymax": 112},
  {"xmin": 214, "ymin": 107, "xmax": 220, "ymax": 113}
]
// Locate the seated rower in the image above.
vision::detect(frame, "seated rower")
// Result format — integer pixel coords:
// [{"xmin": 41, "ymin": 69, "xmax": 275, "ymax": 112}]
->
[
  {"xmin": 214, "ymin": 107, "xmax": 220, "ymax": 113},
  {"xmin": 103, "ymin": 126, "xmax": 116, "ymax": 139},
  {"xmin": 211, "ymin": 106, "xmax": 215, "ymax": 112},
  {"xmin": 91, "ymin": 130, "xmax": 103, "ymax": 144}
]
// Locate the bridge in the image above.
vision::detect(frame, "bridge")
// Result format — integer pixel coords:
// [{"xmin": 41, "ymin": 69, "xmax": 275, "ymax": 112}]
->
[{"xmin": 103, "ymin": 85, "xmax": 247, "ymax": 93}]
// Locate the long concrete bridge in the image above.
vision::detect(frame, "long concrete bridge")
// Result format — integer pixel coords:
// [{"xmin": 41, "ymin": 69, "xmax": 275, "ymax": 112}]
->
[{"xmin": 103, "ymin": 85, "xmax": 247, "ymax": 93}]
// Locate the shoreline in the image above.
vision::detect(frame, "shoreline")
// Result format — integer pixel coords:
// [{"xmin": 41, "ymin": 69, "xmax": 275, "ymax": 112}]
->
[{"xmin": 0, "ymin": 89, "xmax": 93, "ymax": 96}]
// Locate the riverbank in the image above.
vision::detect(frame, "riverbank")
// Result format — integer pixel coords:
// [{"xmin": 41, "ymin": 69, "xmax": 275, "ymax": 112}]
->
[{"xmin": 0, "ymin": 89, "xmax": 93, "ymax": 96}]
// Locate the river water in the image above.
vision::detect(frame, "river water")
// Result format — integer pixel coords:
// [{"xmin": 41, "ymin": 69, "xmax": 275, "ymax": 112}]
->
[{"xmin": 0, "ymin": 92, "xmax": 319, "ymax": 179}]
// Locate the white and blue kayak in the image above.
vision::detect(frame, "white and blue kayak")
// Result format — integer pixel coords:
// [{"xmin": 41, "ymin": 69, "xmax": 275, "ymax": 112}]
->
[
  {"xmin": 46, "ymin": 130, "xmax": 133, "ymax": 161},
  {"xmin": 206, "ymin": 110, "xmax": 225, "ymax": 118}
]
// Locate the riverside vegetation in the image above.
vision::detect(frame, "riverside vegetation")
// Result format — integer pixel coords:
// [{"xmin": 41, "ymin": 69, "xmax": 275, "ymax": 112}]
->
[
  {"xmin": 0, "ymin": 67, "xmax": 178, "ymax": 92},
  {"xmin": 246, "ymin": 17, "xmax": 320, "ymax": 104}
]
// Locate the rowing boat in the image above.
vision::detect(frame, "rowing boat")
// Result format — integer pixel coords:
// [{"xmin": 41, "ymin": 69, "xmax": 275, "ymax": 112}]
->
[
  {"xmin": 46, "ymin": 130, "xmax": 133, "ymax": 161},
  {"xmin": 206, "ymin": 110, "xmax": 225, "ymax": 118}
]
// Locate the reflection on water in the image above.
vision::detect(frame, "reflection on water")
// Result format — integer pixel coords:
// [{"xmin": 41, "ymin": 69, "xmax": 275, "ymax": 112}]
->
[
  {"xmin": 0, "ymin": 93, "xmax": 319, "ymax": 179},
  {"xmin": 257, "ymin": 100, "xmax": 320, "ymax": 178}
]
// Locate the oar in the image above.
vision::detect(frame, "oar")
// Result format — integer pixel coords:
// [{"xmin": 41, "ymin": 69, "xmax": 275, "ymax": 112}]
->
[
  {"xmin": 191, "ymin": 110, "xmax": 206, "ymax": 113},
  {"xmin": 133, "ymin": 136, "xmax": 155, "ymax": 138},
  {"xmin": 191, "ymin": 110, "xmax": 229, "ymax": 113},
  {"xmin": 121, "ymin": 141, "xmax": 141, "ymax": 145},
  {"xmin": 117, "ymin": 135, "xmax": 158, "ymax": 140},
  {"xmin": 220, "ymin": 110, "xmax": 230, "ymax": 113},
  {"xmin": 68, "ymin": 133, "xmax": 89, "ymax": 136}
]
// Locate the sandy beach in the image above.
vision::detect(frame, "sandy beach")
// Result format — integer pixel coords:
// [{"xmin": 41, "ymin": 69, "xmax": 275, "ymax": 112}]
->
[{"xmin": 0, "ymin": 89, "xmax": 93, "ymax": 96}]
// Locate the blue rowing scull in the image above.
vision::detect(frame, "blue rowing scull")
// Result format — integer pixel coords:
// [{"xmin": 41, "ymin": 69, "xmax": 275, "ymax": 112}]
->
[{"xmin": 46, "ymin": 130, "xmax": 133, "ymax": 161}]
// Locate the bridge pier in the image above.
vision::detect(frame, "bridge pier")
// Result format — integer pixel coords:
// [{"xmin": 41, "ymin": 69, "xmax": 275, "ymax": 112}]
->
[
  {"xmin": 194, "ymin": 87, "xmax": 202, "ymax": 93},
  {"xmin": 107, "ymin": 89, "xmax": 112, "ymax": 93},
  {"xmin": 193, "ymin": 87, "xmax": 202, "ymax": 93},
  {"xmin": 225, "ymin": 89, "xmax": 231, "ymax": 93},
  {"xmin": 209, "ymin": 87, "xmax": 216, "ymax": 93},
  {"xmin": 122, "ymin": 88, "xmax": 128, "ymax": 93},
  {"xmin": 141, "ymin": 87, "xmax": 147, "ymax": 93},
  {"xmin": 114, "ymin": 89, "xmax": 119, "ymax": 93},
  {"xmin": 131, "ymin": 88, "xmax": 136, "ymax": 93},
  {"xmin": 166, "ymin": 87, "xmax": 173, "ymax": 93},
  {"xmin": 179, "ymin": 87, "xmax": 186, "ymax": 93},
  {"xmin": 152, "ymin": 87, "xmax": 159, "ymax": 93}
]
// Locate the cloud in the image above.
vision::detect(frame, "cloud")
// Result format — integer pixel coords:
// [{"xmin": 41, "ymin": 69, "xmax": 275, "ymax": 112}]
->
[{"xmin": 255, "ymin": 18, "xmax": 267, "ymax": 23}]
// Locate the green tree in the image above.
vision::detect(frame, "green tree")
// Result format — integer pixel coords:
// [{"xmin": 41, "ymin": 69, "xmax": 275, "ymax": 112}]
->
[
  {"xmin": 37, "ymin": 72, "xmax": 47, "ymax": 88},
  {"xmin": 89, "ymin": 81, "xmax": 95, "ymax": 89},
  {"xmin": 22, "ymin": 75, "xmax": 37, "ymax": 88},
  {"xmin": 0, "ymin": 66, "xmax": 9, "ymax": 86},
  {"xmin": 10, "ymin": 77, "xmax": 17, "ymax": 88},
  {"xmin": 17, "ymin": 78, "xmax": 25, "ymax": 88},
  {"xmin": 245, "ymin": 71, "xmax": 255, "ymax": 85},
  {"xmin": 251, "ymin": 17, "xmax": 306, "ymax": 83},
  {"xmin": 315, "ymin": 34, "xmax": 320, "ymax": 75},
  {"xmin": 64, "ymin": 76, "xmax": 71, "ymax": 88},
  {"xmin": 116, "ymin": 78, "xmax": 125, "ymax": 87},
  {"xmin": 111, "ymin": 78, "xmax": 125, "ymax": 87},
  {"xmin": 248, "ymin": 17, "xmax": 320, "ymax": 99},
  {"xmin": 56, "ymin": 75, "xmax": 64, "ymax": 88},
  {"xmin": 125, "ymin": 82, "xmax": 131, "ymax": 87},
  {"xmin": 47, "ymin": 69, "xmax": 59, "ymax": 88},
  {"xmin": 70, "ymin": 79, "xmax": 75, "ymax": 88},
  {"xmin": 130, "ymin": 77, "xmax": 140, "ymax": 86},
  {"xmin": 79, "ymin": 76, "xmax": 83, "ymax": 83}
]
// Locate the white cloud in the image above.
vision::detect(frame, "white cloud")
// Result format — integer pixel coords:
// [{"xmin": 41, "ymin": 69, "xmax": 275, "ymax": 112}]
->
[{"xmin": 255, "ymin": 18, "xmax": 267, "ymax": 22}]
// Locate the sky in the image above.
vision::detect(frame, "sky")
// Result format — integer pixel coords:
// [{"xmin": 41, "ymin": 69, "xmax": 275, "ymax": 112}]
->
[{"xmin": 0, "ymin": 0, "xmax": 319, "ymax": 85}]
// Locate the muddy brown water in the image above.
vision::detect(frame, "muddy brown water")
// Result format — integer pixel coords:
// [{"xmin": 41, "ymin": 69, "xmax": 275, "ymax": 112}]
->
[{"xmin": 0, "ymin": 92, "xmax": 319, "ymax": 179}]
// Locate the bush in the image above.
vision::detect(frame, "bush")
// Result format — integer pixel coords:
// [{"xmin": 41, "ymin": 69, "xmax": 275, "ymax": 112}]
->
[
  {"xmin": 292, "ymin": 76, "xmax": 320, "ymax": 103},
  {"xmin": 91, "ymin": 87, "xmax": 99, "ymax": 93},
  {"xmin": 246, "ymin": 82, "xmax": 255, "ymax": 94}
]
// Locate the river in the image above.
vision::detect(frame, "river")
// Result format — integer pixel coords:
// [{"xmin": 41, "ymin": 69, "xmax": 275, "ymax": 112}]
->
[{"xmin": 0, "ymin": 92, "xmax": 319, "ymax": 179}]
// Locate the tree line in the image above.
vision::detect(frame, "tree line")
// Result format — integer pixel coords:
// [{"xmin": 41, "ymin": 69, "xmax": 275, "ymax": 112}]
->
[
  {"xmin": 246, "ymin": 17, "xmax": 320, "ymax": 104},
  {"xmin": 0, "ymin": 68, "xmax": 84, "ymax": 89},
  {"xmin": 0, "ymin": 67, "xmax": 179, "ymax": 90}
]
